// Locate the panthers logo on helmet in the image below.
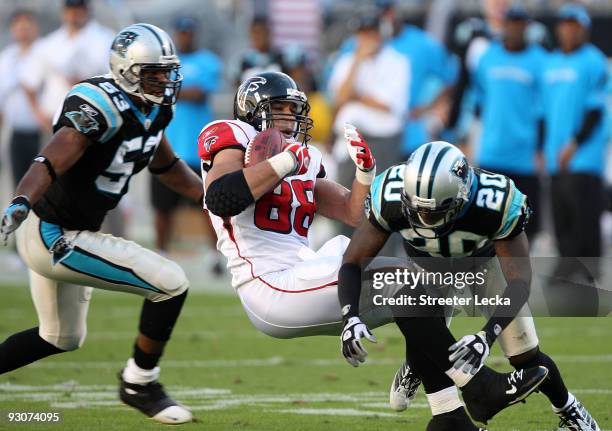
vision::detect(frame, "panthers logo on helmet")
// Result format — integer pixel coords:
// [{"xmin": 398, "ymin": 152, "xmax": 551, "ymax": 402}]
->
[
  {"xmin": 112, "ymin": 31, "xmax": 138, "ymax": 58},
  {"xmin": 237, "ymin": 76, "xmax": 267, "ymax": 112},
  {"xmin": 451, "ymin": 157, "xmax": 468, "ymax": 181}
]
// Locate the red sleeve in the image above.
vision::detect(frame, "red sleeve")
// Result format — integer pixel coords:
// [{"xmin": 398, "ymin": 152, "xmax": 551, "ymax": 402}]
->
[{"xmin": 198, "ymin": 122, "xmax": 249, "ymax": 162}]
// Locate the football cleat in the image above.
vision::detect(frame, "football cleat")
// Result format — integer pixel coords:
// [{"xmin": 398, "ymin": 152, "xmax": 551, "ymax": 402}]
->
[
  {"xmin": 389, "ymin": 360, "xmax": 422, "ymax": 411},
  {"xmin": 462, "ymin": 366, "xmax": 548, "ymax": 424},
  {"xmin": 426, "ymin": 407, "xmax": 488, "ymax": 431},
  {"xmin": 118, "ymin": 373, "xmax": 193, "ymax": 424},
  {"xmin": 557, "ymin": 397, "xmax": 601, "ymax": 431}
]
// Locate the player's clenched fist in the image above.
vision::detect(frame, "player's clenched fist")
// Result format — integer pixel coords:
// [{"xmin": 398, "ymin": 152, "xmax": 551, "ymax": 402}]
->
[
  {"xmin": 284, "ymin": 143, "xmax": 310, "ymax": 176},
  {"xmin": 344, "ymin": 123, "xmax": 376, "ymax": 184}
]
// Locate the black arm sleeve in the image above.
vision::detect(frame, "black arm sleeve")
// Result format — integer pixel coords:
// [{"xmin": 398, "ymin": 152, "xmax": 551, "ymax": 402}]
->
[
  {"xmin": 447, "ymin": 60, "xmax": 470, "ymax": 131},
  {"xmin": 205, "ymin": 170, "xmax": 254, "ymax": 217},
  {"xmin": 338, "ymin": 263, "xmax": 363, "ymax": 321},
  {"xmin": 575, "ymin": 109, "xmax": 603, "ymax": 146},
  {"xmin": 481, "ymin": 279, "xmax": 530, "ymax": 344},
  {"xmin": 537, "ymin": 119, "xmax": 546, "ymax": 151}
]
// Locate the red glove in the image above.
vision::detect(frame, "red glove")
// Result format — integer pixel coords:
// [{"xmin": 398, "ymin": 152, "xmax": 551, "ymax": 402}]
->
[
  {"xmin": 284, "ymin": 143, "xmax": 310, "ymax": 176},
  {"xmin": 345, "ymin": 123, "xmax": 375, "ymax": 172}
]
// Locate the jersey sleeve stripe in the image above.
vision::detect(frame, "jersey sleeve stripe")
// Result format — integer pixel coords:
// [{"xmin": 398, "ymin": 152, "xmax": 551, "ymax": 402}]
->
[
  {"xmin": 227, "ymin": 122, "xmax": 250, "ymax": 145},
  {"xmin": 68, "ymin": 83, "xmax": 123, "ymax": 142},
  {"xmin": 494, "ymin": 185, "xmax": 527, "ymax": 239},
  {"xmin": 370, "ymin": 170, "xmax": 392, "ymax": 232}
]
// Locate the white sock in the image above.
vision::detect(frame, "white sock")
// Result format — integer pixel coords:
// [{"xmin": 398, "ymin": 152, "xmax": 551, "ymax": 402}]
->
[
  {"xmin": 426, "ymin": 386, "xmax": 464, "ymax": 416},
  {"xmin": 122, "ymin": 358, "xmax": 160, "ymax": 385},
  {"xmin": 552, "ymin": 392, "xmax": 575, "ymax": 413},
  {"xmin": 445, "ymin": 364, "xmax": 480, "ymax": 388}
]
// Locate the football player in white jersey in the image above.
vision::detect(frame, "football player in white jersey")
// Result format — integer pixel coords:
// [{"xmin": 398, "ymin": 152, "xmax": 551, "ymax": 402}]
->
[{"xmin": 198, "ymin": 71, "xmax": 396, "ymax": 338}]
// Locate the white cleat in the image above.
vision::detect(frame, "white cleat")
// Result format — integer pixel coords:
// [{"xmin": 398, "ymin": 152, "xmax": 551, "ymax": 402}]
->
[{"xmin": 389, "ymin": 361, "xmax": 422, "ymax": 412}]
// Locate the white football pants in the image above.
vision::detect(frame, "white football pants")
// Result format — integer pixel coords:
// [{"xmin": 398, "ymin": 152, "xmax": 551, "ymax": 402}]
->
[{"xmin": 16, "ymin": 212, "xmax": 189, "ymax": 351}]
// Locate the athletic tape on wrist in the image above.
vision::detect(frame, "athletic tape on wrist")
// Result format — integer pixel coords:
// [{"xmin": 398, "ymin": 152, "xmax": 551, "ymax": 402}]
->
[
  {"xmin": 268, "ymin": 152, "xmax": 297, "ymax": 178},
  {"xmin": 355, "ymin": 165, "xmax": 376, "ymax": 185}
]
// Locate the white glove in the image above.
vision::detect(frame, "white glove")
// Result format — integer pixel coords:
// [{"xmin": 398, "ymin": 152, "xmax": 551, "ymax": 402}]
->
[
  {"xmin": 448, "ymin": 331, "xmax": 490, "ymax": 375},
  {"xmin": 1, "ymin": 196, "xmax": 31, "ymax": 245},
  {"xmin": 341, "ymin": 316, "xmax": 377, "ymax": 367}
]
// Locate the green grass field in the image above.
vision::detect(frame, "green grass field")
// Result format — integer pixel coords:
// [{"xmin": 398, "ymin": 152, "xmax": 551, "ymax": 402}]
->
[{"xmin": 0, "ymin": 283, "xmax": 610, "ymax": 431}]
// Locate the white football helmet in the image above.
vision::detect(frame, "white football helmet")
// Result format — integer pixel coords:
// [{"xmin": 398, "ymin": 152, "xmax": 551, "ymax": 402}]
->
[
  {"xmin": 109, "ymin": 23, "xmax": 182, "ymax": 105},
  {"xmin": 401, "ymin": 141, "xmax": 474, "ymax": 238}
]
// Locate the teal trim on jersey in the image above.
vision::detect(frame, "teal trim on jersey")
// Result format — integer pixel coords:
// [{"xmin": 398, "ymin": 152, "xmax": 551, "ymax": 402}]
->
[
  {"xmin": 123, "ymin": 94, "xmax": 160, "ymax": 128},
  {"xmin": 40, "ymin": 220, "xmax": 62, "ymax": 249},
  {"xmin": 497, "ymin": 186, "xmax": 527, "ymax": 238},
  {"xmin": 370, "ymin": 168, "xmax": 392, "ymax": 231},
  {"xmin": 68, "ymin": 84, "xmax": 120, "ymax": 142},
  {"xmin": 39, "ymin": 221, "xmax": 163, "ymax": 294},
  {"xmin": 457, "ymin": 170, "xmax": 478, "ymax": 219}
]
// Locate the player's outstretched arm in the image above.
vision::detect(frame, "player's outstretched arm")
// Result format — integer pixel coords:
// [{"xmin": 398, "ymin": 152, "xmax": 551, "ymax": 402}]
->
[
  {"xmin": 338, "ymin": 218, "xmax": 389, "ymax": 366},
  {"xmin": 15, "ymin": 127, "xmax": 91, "ymax": 205},
  {"xmin": 316, "ymin": 124, "xmax": 375, "ymax": 226},
  {"xmin": 449, "ymin": 232, "xmax": 532, "ymax": 374},
  {"xmin": 150, "ymin": 135, "xmax": 204, "ymax": 204},
  {"xmin": 0, "ymin": 127, "xmax": 91, "ymax": 243}
]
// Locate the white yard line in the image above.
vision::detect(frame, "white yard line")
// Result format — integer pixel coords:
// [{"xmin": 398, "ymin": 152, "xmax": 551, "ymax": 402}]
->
[{"xmin": 23, "ymin": 354, "xmax": 612, "ymax": 370}]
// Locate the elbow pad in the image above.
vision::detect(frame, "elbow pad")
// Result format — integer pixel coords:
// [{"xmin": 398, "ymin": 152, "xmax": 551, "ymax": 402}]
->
[{"xmin": 205, "ymin": 170, "xmax": 254, "ymax": 217}]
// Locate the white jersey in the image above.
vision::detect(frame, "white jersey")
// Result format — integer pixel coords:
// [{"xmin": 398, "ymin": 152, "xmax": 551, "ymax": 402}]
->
[{"xmin": 198, "ymin": 119, "xmax": 325, "ymax": 289}]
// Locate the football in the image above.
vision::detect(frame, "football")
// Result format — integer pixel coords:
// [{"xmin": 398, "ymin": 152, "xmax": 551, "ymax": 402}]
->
[{"xmin": 244, "ymin": 128, "xmax": 285, "ymax": 167}]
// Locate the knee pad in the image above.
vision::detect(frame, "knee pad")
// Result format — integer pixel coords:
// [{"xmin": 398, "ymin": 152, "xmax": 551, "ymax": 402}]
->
[
  {"xmin": 152, "ymin": 259, "xmax": 190, "ymax": 299},
  {"xmin": 39, "ymin": 329, "xmax": 86, "ymax": 352}
]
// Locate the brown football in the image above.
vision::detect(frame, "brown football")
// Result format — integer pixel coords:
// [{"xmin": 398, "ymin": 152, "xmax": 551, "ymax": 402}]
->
[{"xmin": 244, "ymin": 128, "xmax": 285, "ymax": 167}]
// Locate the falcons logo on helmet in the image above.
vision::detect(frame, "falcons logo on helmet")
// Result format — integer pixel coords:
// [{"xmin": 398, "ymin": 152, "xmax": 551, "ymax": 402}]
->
[{"xmin": 237, "ymin": 76, "xmax": 267, "ymax": 111}]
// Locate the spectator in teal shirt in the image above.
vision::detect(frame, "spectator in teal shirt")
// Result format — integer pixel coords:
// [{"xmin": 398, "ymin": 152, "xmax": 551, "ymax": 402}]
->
[
  {"xmin": 542, "ymin": 4, "xmax": 608, "ymax": 263},
  {"xmin": 473, "ymin": 5, "xmax": 547, "ymax": 239},
  {"xmin": 150, "ymin": 16, "xmax": 224, "ymax": 275}
]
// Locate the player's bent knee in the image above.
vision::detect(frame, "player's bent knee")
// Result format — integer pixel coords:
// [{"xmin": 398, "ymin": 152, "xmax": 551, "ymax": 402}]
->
[
  {"xmin": 39, "ymin": 330, "xmax": 86, "ymax": 352},
  {"xmin": 153, "ymin": 259, "xmax": 190, "ymax": 298}
]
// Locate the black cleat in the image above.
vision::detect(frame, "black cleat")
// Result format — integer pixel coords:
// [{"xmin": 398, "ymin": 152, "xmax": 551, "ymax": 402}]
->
[
  {"xmin": 426, "ymin": 407, "xmax": 488, "ymax": 431},
  {"xmin": 462, "ymin": 366, "xmax": 548, "ymax": 424},
  {"xmin": 118, "ymin": 373, "xmax": 192, "ymax": 424},
  {"xmin": 557, "ymin": 397, "xmax": 601, "ymax": 431}
]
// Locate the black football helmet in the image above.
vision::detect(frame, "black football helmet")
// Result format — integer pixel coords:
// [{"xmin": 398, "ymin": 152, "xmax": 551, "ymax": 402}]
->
[{"xmin": 234, "ymin": 72, "xmax": 313, "ymax": 144}]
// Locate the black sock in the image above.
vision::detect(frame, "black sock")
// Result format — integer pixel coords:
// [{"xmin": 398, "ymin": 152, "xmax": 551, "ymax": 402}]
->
[
  {"xmin": 395, "ymin": 315, "xmax": 456, "ymax": 373},
  {"xmin": 0, "ymin": 327, "xmax": 65, "ymax": 374},
  {"xmin": 404, "ymin": 338, "xmax": 455, "ymax": 394},
  {"xmin": 133, "ymin": 343, "xmax": 161, "ymax": 370},
  {"xmin": 510, "ymin": 348, "xmax": 569, "ymax": 408},
  {"xmin": 138, "ymin": 290, "xmax": 188, "ymax": 342}
]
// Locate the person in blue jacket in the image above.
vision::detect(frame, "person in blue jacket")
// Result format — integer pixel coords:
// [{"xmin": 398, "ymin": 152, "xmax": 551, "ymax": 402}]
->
[{"xmin": 472, "ymin": 5, "xmax": 547, "ymax": 240}]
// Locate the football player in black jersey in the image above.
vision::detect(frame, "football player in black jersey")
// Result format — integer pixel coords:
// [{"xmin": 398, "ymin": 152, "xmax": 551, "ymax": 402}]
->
[
  {"xmin": 338, "ymin": 142, "xmax": 600, "ymax": 431},
  {"xmin": 0, "ymin": 24, "xmax": 204, "ymax": 424}
]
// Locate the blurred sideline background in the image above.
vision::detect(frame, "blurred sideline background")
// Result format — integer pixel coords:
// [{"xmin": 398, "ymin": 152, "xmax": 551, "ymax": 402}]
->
[{"xmin": 0, "ymin": 0, "xmax": 611, "ymax": 291}]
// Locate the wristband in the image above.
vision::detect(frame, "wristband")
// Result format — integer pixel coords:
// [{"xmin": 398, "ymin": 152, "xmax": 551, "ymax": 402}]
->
[{"xmin": 33, "ymin": 155, "xmax": 57, "ymax": 182}]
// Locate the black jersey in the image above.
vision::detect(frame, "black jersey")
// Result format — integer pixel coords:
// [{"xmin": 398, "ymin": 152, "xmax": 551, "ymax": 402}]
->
[
  {"xmin": 33, "ymin": 75, "xmax": 173, "ymax": 231},
  {"xmin": 367, "ymin": 164, "xmax": 530, "ymax": 259}
]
